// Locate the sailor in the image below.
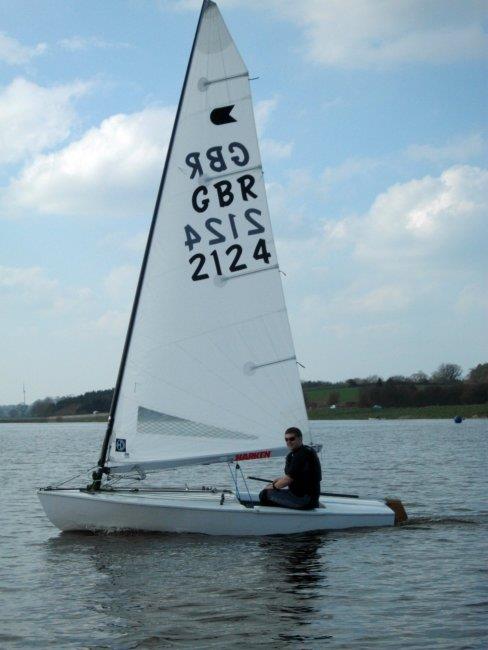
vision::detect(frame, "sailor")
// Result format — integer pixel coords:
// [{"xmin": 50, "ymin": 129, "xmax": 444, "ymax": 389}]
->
[{"xmin": 259, "ymin": 427, "xmax": 322, "ymax": 509}]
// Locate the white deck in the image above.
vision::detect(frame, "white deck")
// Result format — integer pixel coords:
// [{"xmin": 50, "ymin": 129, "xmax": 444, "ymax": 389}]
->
[{"xmin": 38, "ymin": 488, "xmax": 395, "ymax": 536}]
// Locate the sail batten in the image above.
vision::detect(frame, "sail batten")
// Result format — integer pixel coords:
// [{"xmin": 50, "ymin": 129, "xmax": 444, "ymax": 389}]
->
[{"xmin": 104, "ymin": 0, "xmax": 309, "ymax": 472}]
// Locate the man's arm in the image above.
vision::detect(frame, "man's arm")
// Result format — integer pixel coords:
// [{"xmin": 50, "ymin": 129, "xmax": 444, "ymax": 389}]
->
[{"xmin": 265, "ymin": 475, "xmax": 293, "ymax": 490}]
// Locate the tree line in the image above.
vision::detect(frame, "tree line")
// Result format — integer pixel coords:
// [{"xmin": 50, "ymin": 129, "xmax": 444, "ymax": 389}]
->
[
  {"xmin": 1, "ymin": 363, "xmax": 487, "ymax": 419},
  {"xmin": 0, "ymin": 389, "xmax": 114, "ymax": 420},
  {"xmin": 304, "ymin": 362, "xmax": 488, "ymax": 409}
]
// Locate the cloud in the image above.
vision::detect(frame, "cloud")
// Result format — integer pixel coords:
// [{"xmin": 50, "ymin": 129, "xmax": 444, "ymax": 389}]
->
[
  {"xmin": 103, "ymin": 265, "xmax": 139, "ymax": 303},
  {"xmin": 260, "ymin": 138, "xmax": 293, "ymax": 160},
  {"xmin": 171, "ymin": 0, "xmax": 488, "ymax": 69},
  {"xmin": 0, "ymin": 78, "xmax": 92, "ymax": 165},
  {"xmin": 0, "ymin": 265, "xmax": 96, "ymax": 317},
  {"xmin": 281, "ymin": 166, "xmax": 487, "ymax": 379},
  {"xmin": 2, "ymin": 106, "xmax": 175, "ymax": 218},
  {"xmin": 163, "ymin": 0, "xmax": 244, "ymax": 11},
  {"xmin": 50, "ymin": 288, "xmax": 94, "ymax": 315},
  {"xmin": 97, "ymin": 231, "xmax": 148, "ymax": 257},
  {"xmin": 0, "ymin": 265, "xmax": 58, "ymax": 294},
  {"xmin": 406, "ymin": 133, "xmax": 485, "ymax": 164},
  {"xmin": 322, "ymin": 157, "xmax": 381, "ymax": 194},
  {"xmin": 276, "ymin": 0, "xmax": 488, "ymax": 69},
  {"xmin": 350, "ymin": 165, "xmax": 488, "ymax": 267},
  {"xmin": 255, "ymin": 98, "xmax": 293, "ymax": 160},
  {"xmin": 59, "ymin": 36, "xmax": 131, "ymax": 51},
  {"xmin": 0, "ymin": 32, "xmax": 46, "ymax": 65},
  {"xmin": 91, "ymin": 309, "xmax": 130, "ymax": 335},
  {"xmin": 2, "ymin": 95, "xmax": 293, "ymax": 218},
  {"xmin": 123, "ymin": 231, "xmax": 148, "ymax": 253},
  {"xmin": 350, "ymin": 285, "xmax": 412, "ymax": 313},
  {"xmin": 279, "ymin": 164, "xmax": 487, "ymax": 325}
]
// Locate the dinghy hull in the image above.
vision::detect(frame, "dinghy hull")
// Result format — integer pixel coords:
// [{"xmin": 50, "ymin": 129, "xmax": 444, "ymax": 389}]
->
[{"xmin": 38, "ymin": 489, "xmax": 395, "ymax": 535}]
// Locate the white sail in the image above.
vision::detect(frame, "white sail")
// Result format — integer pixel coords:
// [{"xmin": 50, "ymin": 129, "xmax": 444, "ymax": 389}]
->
[{"xmin": 106, "ymin": 0, "xmax": 310, "ymax": 473}]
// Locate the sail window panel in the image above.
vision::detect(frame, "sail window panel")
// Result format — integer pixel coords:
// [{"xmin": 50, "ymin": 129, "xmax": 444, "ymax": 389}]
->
[{"xmin": 137, "ymin": 407, "xmax": 257, "ymax": 440}]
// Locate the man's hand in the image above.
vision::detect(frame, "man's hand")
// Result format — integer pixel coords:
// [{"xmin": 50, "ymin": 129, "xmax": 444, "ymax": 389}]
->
[{"xmin": 267, "ymin": 476, "xmax": 293, "ymax": 490}]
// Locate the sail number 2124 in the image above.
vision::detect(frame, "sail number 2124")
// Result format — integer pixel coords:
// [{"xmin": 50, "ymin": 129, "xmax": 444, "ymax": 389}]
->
[
  {"xmin": 184, "ymin": 209, "xmax": 272, "ymax": 281},
  {"xmin": 183, "ymin": 141, "xmax": 272, "ymax": 282}
]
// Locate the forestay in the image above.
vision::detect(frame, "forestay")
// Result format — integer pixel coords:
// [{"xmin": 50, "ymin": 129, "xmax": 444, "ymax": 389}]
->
[{"xmin": 106, "ymin": 0, "xmax": 310, "ymax": 473}]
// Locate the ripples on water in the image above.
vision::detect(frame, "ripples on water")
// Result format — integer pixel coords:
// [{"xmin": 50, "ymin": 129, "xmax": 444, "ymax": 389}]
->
[{"xmin": 0, "ymin": 419, "xmax": 487, "ymax": 648}]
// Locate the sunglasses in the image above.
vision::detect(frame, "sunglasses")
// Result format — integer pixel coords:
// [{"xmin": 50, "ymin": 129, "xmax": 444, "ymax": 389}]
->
[{"xmin": 285, "ymin": 436, "xmax": 296, "ymax": 442}]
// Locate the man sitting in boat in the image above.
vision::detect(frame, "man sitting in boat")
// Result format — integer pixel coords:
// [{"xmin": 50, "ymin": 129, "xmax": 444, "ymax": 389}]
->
[{"xmin": 259, "ymin": 427, "xmax": 322, "ymax": 509}]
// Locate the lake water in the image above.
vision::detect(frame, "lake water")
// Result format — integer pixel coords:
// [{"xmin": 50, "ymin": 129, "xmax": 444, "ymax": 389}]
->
[{"xmin": 0, "ymin": 419, "xmax": 487, "ymax": 649}]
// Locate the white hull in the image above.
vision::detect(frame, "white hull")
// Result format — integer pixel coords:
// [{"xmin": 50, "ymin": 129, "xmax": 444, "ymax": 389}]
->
[{"xmin": 38, "ymin": 489, "xmax": 395, "ymax": 536}]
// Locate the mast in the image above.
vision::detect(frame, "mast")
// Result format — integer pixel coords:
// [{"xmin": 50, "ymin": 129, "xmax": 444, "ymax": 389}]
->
[{"xmin": 96, "ymin": 0, "xmax": 212, "ymax": 474}]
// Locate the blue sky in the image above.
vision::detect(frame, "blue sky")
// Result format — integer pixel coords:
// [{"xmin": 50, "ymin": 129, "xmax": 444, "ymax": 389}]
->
[{"xmin": 1, "ymin": 0, "xmax": 487, "ymax": 404}]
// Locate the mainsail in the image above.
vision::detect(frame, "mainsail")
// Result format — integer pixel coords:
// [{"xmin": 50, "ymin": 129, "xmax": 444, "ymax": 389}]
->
[{"xmin": 104, "ymin": 0, "xmax": 310, "ymax": 473}]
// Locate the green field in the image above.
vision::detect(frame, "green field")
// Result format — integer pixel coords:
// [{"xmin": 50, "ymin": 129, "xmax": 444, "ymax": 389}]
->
[
  {"xmin": 1, "ymin": 403, "xmax": 487, "ymax": 424},
  {"xmin": 304, "ymin": 385, "xmax": 360, "ymax": 405},
  {"xmin": 308, "ymin": 403, "xmax": 488, "ymax": 420},
  {"xmin": 0, "ymin": 413, "xmax": 109, "ymax": 424}
]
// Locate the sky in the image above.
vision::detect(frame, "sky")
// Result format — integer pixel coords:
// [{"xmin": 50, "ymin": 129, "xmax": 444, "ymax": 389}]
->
[{"xmin": 1, "ymin": 0, "xmax": 487, "ymax": 404}]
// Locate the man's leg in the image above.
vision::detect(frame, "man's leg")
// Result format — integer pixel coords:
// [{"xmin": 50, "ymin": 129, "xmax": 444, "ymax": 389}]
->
[
  {"xmin": 259, "ymin": 488, "xmax": 271, "ymax": 505},
  {"xmin": 259, "ymin": 489, "xmax": 312, "ymax": 510}
]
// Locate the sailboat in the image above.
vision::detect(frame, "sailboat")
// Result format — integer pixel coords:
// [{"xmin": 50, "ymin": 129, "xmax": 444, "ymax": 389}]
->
[{"xmin": 38, "ymin": 0, "xmax": 406, "ymax": 535}]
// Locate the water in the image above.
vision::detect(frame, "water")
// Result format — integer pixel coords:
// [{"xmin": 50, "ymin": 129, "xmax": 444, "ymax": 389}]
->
[{"xmin": 1, "ymin": 419, "xmax": 487, "ymax": 649}]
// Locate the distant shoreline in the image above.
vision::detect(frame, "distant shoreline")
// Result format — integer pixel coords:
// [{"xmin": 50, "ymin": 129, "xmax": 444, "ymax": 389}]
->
[
  {"xmin": 0, "ymin": 413, "xmax": 109, "ymax": 424},
  {"xmin": 1, "ymin": 403, "xmax": 487, "ymax": 424},
  {"xmin": 308, "ymin": 402, "xmax": 488, "ymax": 420}
]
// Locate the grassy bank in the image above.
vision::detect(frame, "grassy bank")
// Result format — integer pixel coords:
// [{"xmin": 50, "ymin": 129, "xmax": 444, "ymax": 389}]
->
[
  {"xmin": 2, "ymin": 404, "xmax": 488, "ymax": 424},
  {"xmin": 308, "ymin": 403, "xmax": 488, "ymax": 420},
  {"xmin": 0, "ymin": 413, "xmax": 109, "ymax": 424}
]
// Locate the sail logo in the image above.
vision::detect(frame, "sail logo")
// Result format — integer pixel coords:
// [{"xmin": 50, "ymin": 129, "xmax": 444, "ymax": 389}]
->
[
  {"xmin": 234, "ymin": 450, "xmax": 271, "ymax": 461},
  {"xmin": 115, "ymin": 438, "xmax": 127, "ymax": 453},
  {"xmin": 210, "ymin": 105, "xmax": 236, "ymax": 125}
]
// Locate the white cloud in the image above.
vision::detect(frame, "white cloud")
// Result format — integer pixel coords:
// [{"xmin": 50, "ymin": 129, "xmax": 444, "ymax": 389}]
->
[
  {"xmin": 59, "ymin": 36, "xmax": 130, "ymax": 51},
  {"xmin": 3, "ymin": 106, "xmax": 174, "ymax": 218},
  {"xmin": 0, "ymin": 265, "xmax": 58, "ymax": 294},
  {"xmin": 322, "ymin": 157, "xmax": 381, "ymax": 193},
  {"xmin": 280, "ymin": 165, "xmax": 487, "ymax": 338},
  {"xmin": 351, "ymin": 165, "xmax": 488, "ymax": 265},
  {"xmin": 91, "ymin": 309, "xmax": 129, "ymax": 335},
  {"xmin": 0, "ymin": 78, "xmax": 92, "ymax": 165},
  {"xmin": 164, "ymin": 0, "xmax": 243, "ymax": 11},
  {"xmin": 103, "ymin": 265, "xmax": 139, "ymax": 303},
  {"xmin": 50, "ymin": 288, "xmax": 94, "ymax": 316},
  {"xmin": 0, "ymin": 265, "xmax": 97, "ymax": 317},
  {"xmin": 406, "ymin": 133, "xmax": 485, "ymax": 164},
  {"xmin": 255, "ymin": 98, "xmax": 293, "ymax": 160},
  {"xmin": 276, "ymin": 0, "xmax": 488, "ymax": 69},
  {"xmin": 350, "ymin": 285, "xmax": 412, "ymax": 313},
  {"xmin": 172, "ymin": 0, "xmax": 488, "ymax": 69},
  {"xmin": 260, "ymin": 138, "xmax": 293, "ymax": 160},
  {"xmin": 0, "ymin": 32, "xmax": 46, "ymax": 65},
  {"xmin": 123, "ymin": 231, "xmax": 148, "ymax": 253},
  {"xmin": 455, "ymin": 283, "xmax": 488, "ymax": 311},
  {"xmin": 254, "ymin": 98, "xmax": 278, "ymax": 135},
  {"xmin": 97, "ymin": 230, "xmax": 148, "ymax": 256}
]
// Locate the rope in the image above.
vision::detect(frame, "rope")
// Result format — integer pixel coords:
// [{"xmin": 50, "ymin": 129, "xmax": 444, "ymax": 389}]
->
[
  {"xmin": 227, "ymin": 462, "xmax": 240, "ymax": 500},
  {"xmin": 50, "ymin": 465, "xmax": 98, "ymax": 488},
  {"xmin": 237, "ymin": 463, "xmax": 254, "ymax": 507}
]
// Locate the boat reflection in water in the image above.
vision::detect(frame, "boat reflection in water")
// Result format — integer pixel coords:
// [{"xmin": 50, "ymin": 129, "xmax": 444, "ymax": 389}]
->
[{"xmin": 45, "ymin": 531, "xmax": 333, "ymax": 646}]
